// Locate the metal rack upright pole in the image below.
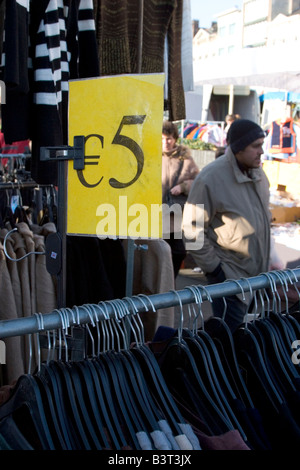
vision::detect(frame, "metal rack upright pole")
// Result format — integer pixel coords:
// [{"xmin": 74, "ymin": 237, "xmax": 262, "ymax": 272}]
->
[{"xmin": 57, "ymin": 160, "xmax": 67, "ymax": 309}]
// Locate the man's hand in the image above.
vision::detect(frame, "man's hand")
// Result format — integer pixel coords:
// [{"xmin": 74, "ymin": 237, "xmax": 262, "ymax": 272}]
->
[{"xmin": 170, "ymin": 184, "xmax": 182, "ymax": 195}]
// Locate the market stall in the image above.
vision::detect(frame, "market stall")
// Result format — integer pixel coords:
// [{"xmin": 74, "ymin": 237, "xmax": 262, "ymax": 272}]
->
[{"xmin": 263, "ymin": 160, "xmax": 300, "ymax": 268}]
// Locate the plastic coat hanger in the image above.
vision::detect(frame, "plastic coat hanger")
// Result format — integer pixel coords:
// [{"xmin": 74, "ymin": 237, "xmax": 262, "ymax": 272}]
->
[
  {"xmin": 89, "ymin": 302, "xmax": 142, "ymax": 449},
  {"xmin": 97, "ymin": 351, "xmax": 142, "ymax": 449},
  {"xmin": 269, "ymin": 271, "xmax": 300, "ymax": 350},
  {"xmin": 0, "ymin": 374, "xmax": 55, "ymax": 450},
  {"xmin": 37, "ymin": 362, "xmax": 73, "ymax": 449},
  {"xmin": 0, "ymin": 416, "xmax": 34, "ymax": 450},
  {"xmin": 72, "ymin": 304, "xmax": 137, "ymax": 449},
  {"xmin": 82, "ymin": 303, "xmax": 131, "ymax": 449},
  {"xmin": 280, "ymin": 270, "xmax": 300, "ymax": 339},
  {"xmin": 155, "ymin": 290, "xmax": 234, "ymax": 435},
  {"xmin": 225, "ymin": 278, "xmax": 285, "ymax": 410},
  {"xmin": 247, "ymin": 312, "xmax": 296, "ymax": 398},
  {"xmin": 108, "ymin": 298, "xmax": 199, "ymax": 450},
  {"xmin": 109, "ymin": 300, "xmax": 164, "ymax": 432},
  {"xmin": 0, "ymin": 312, "xmax": 58, "ymax": 450},
  {"xmin": 102, "ymin": 307, "xmax": 154, "ymax": 440},
  {"xmin": 47, "ymin": 310, "xmax": 93, "ymax": 450},
  {"xmin": 37, "ymin": 324, "xmax": 80, "ymax": 450},
  {"xmin": 43, "ymin": 307, "xmax": 110, "ymax": 450},
  {"xmin": 204, "ymin": 289, "xmax": 255, "ymax": 409},
  {"xmin": 128, "ymin": 294, "xmax": 198, "ymax": 438},
  {"xmin": 241, "ymin": 277, "xmax": 297, "ymax": 396},
  {"xmin": 232, "ymin": 292, "xmax": 284, "ymax": 414},
  {"xmin": 31, "ymin": 313, "xmax": 72, "ymax": 450},
  {"xmin": 3, "ymin": 226, "xmax": 46, "ymax": 262},
  {"xmin": 184, "ymin": 285, "xmax": 249, "ymax": 442},
  {"xmin": 206, "ymin": 278, "xmax": 284, "ymax": 412},
  {"xmin": 257, "ymin": 273, "xmax": 300, "ymax": 381},
  {"xmin": 186, "ymin": 285, "xmax": 239, "ymax": 401},
  {"xmin": 76, "ymin": 304, "xmax": 124, "ymax": 450}
]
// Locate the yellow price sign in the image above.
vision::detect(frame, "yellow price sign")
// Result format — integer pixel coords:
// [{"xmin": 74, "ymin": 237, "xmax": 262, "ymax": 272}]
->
[{"xmin": 67, "ymin": 73, "xmax": 164, "ymax": 238}]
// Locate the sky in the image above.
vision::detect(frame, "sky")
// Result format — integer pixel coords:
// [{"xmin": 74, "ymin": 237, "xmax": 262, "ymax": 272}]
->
[{"xmin": 190, "ymin": 0, "xmax": 242, "ymax": 28}]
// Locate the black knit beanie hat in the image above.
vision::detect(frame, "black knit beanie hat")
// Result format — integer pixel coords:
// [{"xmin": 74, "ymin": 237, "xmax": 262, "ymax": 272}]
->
[{"xmin": 227, "ymin": 119, "xmax": 265, "ymax": 154}]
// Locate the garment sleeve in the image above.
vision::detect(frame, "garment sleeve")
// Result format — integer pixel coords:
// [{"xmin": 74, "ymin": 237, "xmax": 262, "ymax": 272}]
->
[
  {"xmin": 166, "ymin": 0, "xmax": 185, "ymax": 121},
  {"xmin": 182, "ymin": 177, "xmax": 221, "ymax": 273},
  {"xmin": 68, "ymin": 0, "xmax": 100, "ymax": 79},
  {"xmin": 1, "ymin": 0, "xmax": 30, "ymax": 143},
  {"xmin": 178, "ymin": 157, "xmax": 199, "ymax": 194}
]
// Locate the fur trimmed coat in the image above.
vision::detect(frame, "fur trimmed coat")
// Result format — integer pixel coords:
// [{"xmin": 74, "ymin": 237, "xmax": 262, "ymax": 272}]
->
[{"xmin": 162, "ymin": 144, "xmax": 199, "ymax": 203}]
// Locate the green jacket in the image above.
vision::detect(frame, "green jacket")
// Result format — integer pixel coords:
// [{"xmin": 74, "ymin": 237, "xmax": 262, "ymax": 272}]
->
[{"xmin": 182, "ymin": 147, "xmax": 271, "ymax": 280}]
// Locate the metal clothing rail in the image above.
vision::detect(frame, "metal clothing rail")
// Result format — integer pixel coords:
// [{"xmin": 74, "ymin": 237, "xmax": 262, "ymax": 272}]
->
[
  {"xmin": 0, "ymin": 268, "xmax": 299, "ymax": 340},
  {"xmin": 0, "ymin": 181, "xmax": 50, "ymax": 190},
  {"xmin": 0, "ymin": 153, "xmax": 30, "ymax": 158}
]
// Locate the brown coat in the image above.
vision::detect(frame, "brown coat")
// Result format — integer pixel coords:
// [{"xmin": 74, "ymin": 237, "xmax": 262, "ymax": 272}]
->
[
  {"xmin": 162, "ymin": 144, "xmax": 199, "ymax": 236},
  {"xmin": 0, "ymin": 242, "xmax": 25, "ymax": 383},
  {"xmin": 0, "ymin": 222, "xmax": 57, "ymax": 381},
  {"xmin": 123, "ymin": 238, "xmax": 175, "ymax": 341},
  {"xmin": 162, "ymin": 144, "xmax": 199, "ymax": 202}
]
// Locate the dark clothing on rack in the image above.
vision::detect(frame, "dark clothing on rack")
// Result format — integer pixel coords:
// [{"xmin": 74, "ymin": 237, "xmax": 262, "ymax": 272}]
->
[
  {"xmin": 1, "ymin": 0, "xmax": 100, "ymax": 185},
  {"xmin": 1, "ymin": 0, "xmax": 186, "ymax": 186},
  {"xmin": 66, "ymin": 236, "xmax": 127, "ymax": 307},
  {"xmin": 173, "ymin": 396, "xmax": 250, "ymax": 451},
  {"xmin": 150, "ymin": 325, "xmax": 276, "ymax": 450},
  {"xmin": 0, "ymin": 264, "xmax": 299, "ymax": 450},
  {"xmin": 206, "ymin": 266, "xmax": 248, "ymax": 332}
]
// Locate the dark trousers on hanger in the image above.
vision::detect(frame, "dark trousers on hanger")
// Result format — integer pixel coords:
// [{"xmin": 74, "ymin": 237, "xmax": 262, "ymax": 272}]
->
[
  {"xmin": 206, "ymin": 269, "xmax": 247, "ymax": 332},
  {"xmin": 164, "ymin": 233, "xmax": 186, "ymax": 278}
]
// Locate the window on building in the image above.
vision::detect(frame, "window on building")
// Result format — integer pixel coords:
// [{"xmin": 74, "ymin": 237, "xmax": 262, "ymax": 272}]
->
[
  {"xmin": 219, "ymin": 26, "xmax": 226, "ymax": 37},
  {"xmin": 229, "ymin": 23, "xmax": 236, "ymax": 35},
  {"xmin": 219, "ymin": 48, "xmax": 225, "ymax": 56},
  {"xmin": 228, "ymin": 45, "xmax": 235, "ymax": 54}
]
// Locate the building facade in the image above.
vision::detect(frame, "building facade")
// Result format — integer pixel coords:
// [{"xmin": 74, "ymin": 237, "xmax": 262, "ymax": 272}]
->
[{"xmin": 192, "ymin": 0, "xmax": 300, "ymax": 93}]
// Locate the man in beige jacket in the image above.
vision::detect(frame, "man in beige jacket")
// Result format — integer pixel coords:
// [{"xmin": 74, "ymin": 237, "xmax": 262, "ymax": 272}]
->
[{"xmin": 182, "ymin": 119, "xmax": 272, "ymax": 332}]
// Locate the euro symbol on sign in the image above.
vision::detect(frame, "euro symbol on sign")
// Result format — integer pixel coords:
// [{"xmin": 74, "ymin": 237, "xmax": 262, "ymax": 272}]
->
[{"xmin": 77, "ymin": 134, "xmax": 104, "ymax": 188}]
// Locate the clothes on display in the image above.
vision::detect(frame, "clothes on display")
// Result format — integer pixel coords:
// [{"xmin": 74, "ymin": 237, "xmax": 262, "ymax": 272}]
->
[
  {"xmin": 0, "ymin": 343, "xmax": 201, "ymax": 450},
  {"xmin": 183, "ymin": 121, "xmax": 224, "ymax": 146},
  {"xmin": 0, "ymin": 0, "xmax": 100, "ymax": 185},
  {"xmin": 0, "ymin": 150, "xmax": 127, "ymax": 383},
  {"xmin": 92, "ymin": 0, "xmax": 186, "ymax": 121},
  {"xmin": 182, "ymin": 118, "xmax": 300, "ymax": 161},
  {"xmin": 123, "ymin": 238, "xmax": 176, "ymax": 341},
  {"xmin": 148, "ymin": 272, "xmax": 300, "ymax": 450},
  {"xmin": 264, "ymin": 118, "xmax": 300, "ymax": 162},
  {"xmin": 0, "ymin": 2, "xmax": 189, "ymax": 337},
  {"xmin": 268, "ymin": 118, "xmax": 296, "ymax": 155},
  {"xmin": 0, "ymin": 270, "xmax": 299, "ymax": 450},
  {"xmin": 66, "ymin": 236, "xmax": 127, "ymax": 308},
  {"xmin": 1, "ymin": 1, "xmax": 300, "ymax": 453},
  {"xmin": 0, "ymin": 194, "xmax": 128, "ymax": 385},
  {"xmin": 0, "ymin": 131, "xmax": 31, "ymax": 173},
  {"xmin": 0, "ymin": 180, "xmax": 59, "ymax": 385},
  {"xmin": 0, "ymin": 0, "xmax": 188, "ymax": 186}
]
